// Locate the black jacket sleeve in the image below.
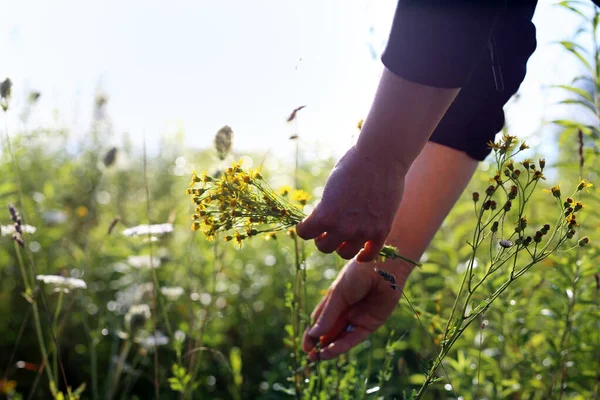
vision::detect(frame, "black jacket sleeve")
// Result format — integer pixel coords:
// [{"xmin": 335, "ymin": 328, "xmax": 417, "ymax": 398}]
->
[{"xmin": 382, "ymin": 1, "xmax": 508, "ymax": 88}]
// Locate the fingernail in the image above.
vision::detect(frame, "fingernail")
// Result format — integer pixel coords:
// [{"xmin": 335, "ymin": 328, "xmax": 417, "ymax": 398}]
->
[{"xmin": 308, "ymin": 325, "xmax": 320, "ymax": 337}]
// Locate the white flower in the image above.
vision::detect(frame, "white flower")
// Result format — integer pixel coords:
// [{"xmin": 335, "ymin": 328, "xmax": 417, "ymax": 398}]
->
[
  {"xmin": 174, "ymin": 330, "xmax": 186, "ymax": 342},
  {"xmin": 136, "ymin": 330, "xmax": 169, "ymax": 349},
  {"xmin": 127, "ymin": 255, "xmax": 161, "ymax": 269},
  {"xmin": 126, "ymin": 304, "xmax": 151, "ymax": 320},
  {"xmin": 36, "ymin": 275, "xmax": 87, "ymax": 293},
  {"xmin": 161, "ymin": 286, "xmax": 184, "ymax": 301},
  {"xmin": 42, "ymin": 210, "xmax": 68, "ymax": 225},
  {"xmin": 124, "ymin": 304, "xmax": 151, "ymax": 332},
  {"xmin": 1, "ymin": 224, "xmax": 36, "ymax": 236},
  {"xmin": 122, "ymin": 223, "xmax": 173, "ymax": 238}
]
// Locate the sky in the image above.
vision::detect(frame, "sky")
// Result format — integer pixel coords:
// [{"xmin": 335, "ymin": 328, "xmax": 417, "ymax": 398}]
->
[{"xmin": 0, "ymin": 0, "xmax": 591, "ymax": 161}]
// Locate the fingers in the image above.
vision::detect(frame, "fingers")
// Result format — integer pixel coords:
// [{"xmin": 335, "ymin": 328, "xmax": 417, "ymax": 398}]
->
[
  {"xmin": 314, "ymin": 232, "xmax": 344, "ymax": 254},
  {"xmin": 296, "ymin": 208, "xmax": 327, "ymax": 240},
  {"xmin": 336, "ymin": 240, "xmax": 366, "ymax": 260},
  {"xmin": 356, "ymin": 236, "xmax": 385, "ymax": 263},
  {"xmin": 307, "ymin": 289, "xmax": 347, "ymax": 339},
  {"xmin": 302, "ymin": 291, "xmax": 331, "ymax": 352},
  {"xmin": 310, "ymin": 326, "xmax": 371, "ymax": 361},
  {"xmin": 297, "ymin": 208, "xmax": 383, "ymax": 260}
]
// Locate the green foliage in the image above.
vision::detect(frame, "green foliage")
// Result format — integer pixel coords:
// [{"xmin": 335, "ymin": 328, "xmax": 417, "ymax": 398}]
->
[{"xmin": 1, "ymin": 2, "xmax": 600, "ymax": 399}]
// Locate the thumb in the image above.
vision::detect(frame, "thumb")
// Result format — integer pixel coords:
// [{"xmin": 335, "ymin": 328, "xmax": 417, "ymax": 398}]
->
[
  {"xmin": 296, "ymin": 205, "xmax": 325, "ymax": 240},
  {"xmin": 308, "ymin": 289, "xmax": 347, "ymax": 338}
]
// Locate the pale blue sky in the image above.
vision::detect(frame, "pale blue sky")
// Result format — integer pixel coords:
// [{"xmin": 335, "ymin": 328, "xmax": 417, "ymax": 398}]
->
[{"xmin": 0, "ymin": 0, "xmax": 589, "ymax": 159}]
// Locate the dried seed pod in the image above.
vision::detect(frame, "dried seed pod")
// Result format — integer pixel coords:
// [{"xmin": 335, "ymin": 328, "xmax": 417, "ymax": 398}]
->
[
  {"xmin": 103, "ymin": 147, "xmax": 118, "ymax": 167},
  {"xmin": 499, "ymin": 239, "xmax": 513, "ymax": 248},
  {"xmin": 214, "ymin": 125, "xmax": 234, "ymax": 160}
]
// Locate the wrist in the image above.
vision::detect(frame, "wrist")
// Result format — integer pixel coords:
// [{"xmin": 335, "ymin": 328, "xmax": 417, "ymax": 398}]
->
[{"xmin": 352, "ymin": 140, "xmax": 410, "ymax": 178}]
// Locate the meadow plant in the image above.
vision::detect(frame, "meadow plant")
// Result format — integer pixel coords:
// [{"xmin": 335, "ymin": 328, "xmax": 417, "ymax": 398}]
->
[{"xmin": 408, "ymin": 135, "xmax": 590, "ymax": 399}]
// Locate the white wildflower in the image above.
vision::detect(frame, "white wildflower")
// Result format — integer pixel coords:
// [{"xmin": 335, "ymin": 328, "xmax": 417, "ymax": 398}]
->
[
  {"xmin": 42, "ymin": 210, "xmax": 68, "ymax": 225},
  {"xmin": 122, "ymin": 223, "xmax": 173, "ymax": 238},
  {"xmin": 1, "ymin": 224, "xmax": 36, "ymax": 236},
  {"xmin": 124, "ymin": 304, "xmax": 151, "ymax": 333},
  {"xmin": 174, "ymin": 330, "xmax": 186, "ymax": 342},
  {"xmin": 161, "ymin": 286, "xmax": 184, "ymax": 301},
  {"xmin": 136, "ymin": 330, "xmax": 169, "ymax": 349},
  {"xmin": 36, "ymin": 275, "xmax": 87, "ymax": 293},
  {"xmin": 127, "ymin": 255, "xmax": 161, "ymax": 269},
  {"xmin": 111, "ymin": 283, "xmax": 154, "ymax": 310}
]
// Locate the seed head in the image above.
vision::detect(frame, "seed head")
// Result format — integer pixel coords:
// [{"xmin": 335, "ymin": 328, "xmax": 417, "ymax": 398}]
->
[
  {"xmin": 214, "ymin": 125, "xmax": 234, "ymax": 160},
  {"xmin": 103, "ymin": 147, "xmax": 118, "ymax": 167},
  {"xmin": 563, "ymin": 198, "xmax": 573, "ymax": 208},
  {"xmin": 508, "ymin": 186, "xmax": 518, "ymax": 200},
  {"xmin": 491, "ymin": 221, "xmax": 499, "ymax": 233},
  {"xmin": 28, "ymin": 91, "xmax": 41, "ymax": 105},
  {"xmin": 0, "ymin": 78, "xmax": 12, "ymax": 111},
  {"xmin": 499, "ymin": 239, "xmax": 513, "ymax": 248},
  {"xmin": 472, "ymin": 192, "xmax": 479, "ymax": 202},
  {"xmin": 539, "ymin": 159, "xmax": 546, "ymax": 170},
  {"xmin": 374, "ymin": 268, "xmax": 397, "ymax": 287},
  {"xmin": 578, "ymin": 236, "xmax": 589, "ymax": 247}
]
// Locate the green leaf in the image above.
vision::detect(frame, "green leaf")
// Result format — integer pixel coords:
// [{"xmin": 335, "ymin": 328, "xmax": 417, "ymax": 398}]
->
[
  {"xmin": 556, "ymin": 1, "xmax": 592, "ymax": 21},
  {"xmin": 556, "ymin": 40, "xmax": 594, "ymax": 73},
  {"xmin": 558, "ymin": 99, "xmax": 598, "ymax": 115},
  {"xmin": 551, "ymin": 84, "xmax": 594, "ymax": 102}
]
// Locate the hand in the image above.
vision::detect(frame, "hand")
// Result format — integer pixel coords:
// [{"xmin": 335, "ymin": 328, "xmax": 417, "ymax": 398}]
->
[
  {"xmin": 296, "ymin": 145, "xmax": 406, "ymax": 262},
  {"xmin": 302, "ymin": 259, "xmax": 411, "ymax": 361}
]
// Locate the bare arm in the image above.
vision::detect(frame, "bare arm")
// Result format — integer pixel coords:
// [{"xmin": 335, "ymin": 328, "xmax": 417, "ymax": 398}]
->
[
  {"xmin": 303, "ymin": 141, "xmax": 478, "ymax": 360},
  {"xmin": 296, "ymin": 68, "xmax": 459, "ymax": 262}
]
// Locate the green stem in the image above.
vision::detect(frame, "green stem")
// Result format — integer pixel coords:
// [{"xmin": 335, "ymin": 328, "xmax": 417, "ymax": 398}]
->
[
  {"xmin": 109, "ymin": 339, "xmax": 132, "ymax": 400},
  {"xmin": 52, "ymin": 291, "xmax": 64, "ymax": 387},
  {"xmin": 14, "ymin": 242, "xmax": 55, "ymax": 385}
]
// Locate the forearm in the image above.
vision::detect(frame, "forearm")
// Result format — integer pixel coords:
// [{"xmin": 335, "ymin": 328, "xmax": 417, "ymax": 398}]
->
[
  {"xmin": 377, "ymin": 141, "xmax": 478, "ymax": 278},
  {"xmin": 355, "ymin": 68, "xmax": 460, "ymax": 172}
]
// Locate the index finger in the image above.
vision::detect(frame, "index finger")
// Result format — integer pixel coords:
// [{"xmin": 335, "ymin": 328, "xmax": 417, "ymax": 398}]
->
[{"xmin": 310, "ymin": 326, "xmax": 371, "ymax": 361}]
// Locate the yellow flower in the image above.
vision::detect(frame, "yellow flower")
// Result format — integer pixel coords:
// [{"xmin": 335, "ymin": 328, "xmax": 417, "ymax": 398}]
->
[
  {"xmin": 265, "ymin": 232, "xmax": 277, "ymax": 241},
  {"xmin": 278, "ymin": 185, "xmax": 293, "ymax": 196},
  {"xmin": 577, "ymin": 180, "xmax": 593, "ymax": 191},
  {"xmin": 292, "ymin": 189, "xmax": 311, "ymax": 205},
  {"xmin": 250, "ymin": 169, "xmax": 262, "ymax": 180},
  {"xmin": 76, "ymin": 206, "xmax": 88, "ymax": 218},
  {"xmin": 0, "ymin": 379, "xmax": 16, "ymax": 394},
  {"xmin": 519, "ymin": 142, "xmax": 529, "ymax": 151},
  {"xmin": 191, "ymin": 171, "xmax": 201, "ymax": 183},
  {"xmin": 487, "ymin": 140, "xmax": 500, "ymax": 150},
  {"xmin": 543, "ymin": 185, "xmax": 561, "ymax": 198}
]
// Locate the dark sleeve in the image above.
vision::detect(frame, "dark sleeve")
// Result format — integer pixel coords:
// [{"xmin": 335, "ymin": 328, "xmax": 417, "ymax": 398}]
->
[
  {"xmin": 427, "ymin": 2, "xmax": 538, "ymax": 160},
  {"xmin": 382, "ymin": 1, "xmax": 507, "ymax": 88}
]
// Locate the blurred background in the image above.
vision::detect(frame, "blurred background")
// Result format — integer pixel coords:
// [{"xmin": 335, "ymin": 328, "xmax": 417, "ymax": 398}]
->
[
  {"xmin": 0, "ymin": 0, "xmax": 588, "ymax": 157},
  {"xmin": 1, "ymin": 1, "xmax": 600, "ymax": 399}
]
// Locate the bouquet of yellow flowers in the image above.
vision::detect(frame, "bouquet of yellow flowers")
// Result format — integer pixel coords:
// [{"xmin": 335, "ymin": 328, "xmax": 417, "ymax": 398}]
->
[{"xmin": 187, "ymin": 160, "xmax": 420, "ymax": 266}]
